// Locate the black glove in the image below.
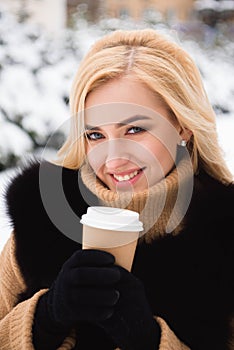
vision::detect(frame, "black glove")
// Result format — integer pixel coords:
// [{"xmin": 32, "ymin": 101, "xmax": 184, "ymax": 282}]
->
[
  {"xmin": 99, "ymin": 266, "xmax": 161, "ymax": 350},
  {"xmin": 33, "ymin": 249, "xmax": 120, "ymax": 350}
]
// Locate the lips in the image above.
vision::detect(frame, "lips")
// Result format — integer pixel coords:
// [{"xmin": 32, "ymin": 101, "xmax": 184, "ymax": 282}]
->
[
  {"xmin": 113, "ymin": 169, "xmax": 139, "ymax": 182},
  {"xmin": 110, "ymin": 167, "xmax": 145, "ymax": 184}
]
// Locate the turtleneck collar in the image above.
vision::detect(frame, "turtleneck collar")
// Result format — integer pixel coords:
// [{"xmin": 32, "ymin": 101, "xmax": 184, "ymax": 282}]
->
[{"xmin": 80, "ymin": 159, "xmax": 193, "ymax": 243}]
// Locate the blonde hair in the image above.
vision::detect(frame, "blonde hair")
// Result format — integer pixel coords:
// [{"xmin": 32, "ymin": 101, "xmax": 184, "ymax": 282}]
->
[{"xmin": 56, "ymin": 29, "xmax": 233, "ymax": 183}]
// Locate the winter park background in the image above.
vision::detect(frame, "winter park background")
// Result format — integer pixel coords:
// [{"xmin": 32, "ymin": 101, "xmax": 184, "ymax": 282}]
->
[{"xmin": 0, "ymin": 5, "xmax": 234, "ymax": 253}]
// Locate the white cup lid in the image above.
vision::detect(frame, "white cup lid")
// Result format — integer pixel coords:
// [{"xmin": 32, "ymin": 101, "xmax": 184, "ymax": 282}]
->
[{"xmin": 80, "ymin": 206, "xmax": 143, "ymax": 232}]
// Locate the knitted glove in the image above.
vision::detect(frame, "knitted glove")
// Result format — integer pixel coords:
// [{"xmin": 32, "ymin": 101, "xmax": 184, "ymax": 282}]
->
[
  {"xmin": 99, "ymin": 265, "xmax": 161, "ymax": 350},
  {"xmin": 33, "ymin": 249, "xmax": 120, "ymax": 350}
]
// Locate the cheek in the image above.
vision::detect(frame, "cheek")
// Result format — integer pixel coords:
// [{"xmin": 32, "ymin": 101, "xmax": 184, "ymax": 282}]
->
[
  {"xmin": 86, "ymin": 142, "xmax": 107, "ymax": 174},
  {"xmin": 154, "ymin": 141, "xmax": 176, "ymax": 159},
  {"xmin": 85, "ymin": 142, "xmax": 96, "ymax": 168},
  {"xmin": 86, "ymin": 148, "xmax": 98, "ymax": 171},
  {"xmin": 146, "ymin": 139, "xmax": 176, "ymax": 172},
  {"xmin": 148, "ymin": 121, "xmax": 180, "ymax": 165}
]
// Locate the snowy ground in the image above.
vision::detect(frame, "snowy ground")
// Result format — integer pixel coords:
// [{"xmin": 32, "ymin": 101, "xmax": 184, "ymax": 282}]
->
[{"xmin": 0, "ymin": 114, "xmax": 234, "ymax": 253}]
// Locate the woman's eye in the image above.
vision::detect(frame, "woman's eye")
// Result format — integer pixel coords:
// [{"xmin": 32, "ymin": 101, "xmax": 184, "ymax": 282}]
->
[
  {"xmin": 127, "ymin": 126, "xmax": 145, "ymax": 134},
  {"xmin": 86, "ymin": 132, "xmax": 104, "ymax": 141}
]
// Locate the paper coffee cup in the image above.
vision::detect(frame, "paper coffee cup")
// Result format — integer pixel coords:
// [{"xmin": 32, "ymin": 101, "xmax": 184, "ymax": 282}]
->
[{"xmin": 80, "ymin": 206, "xmax": 143, "ymax": 271}]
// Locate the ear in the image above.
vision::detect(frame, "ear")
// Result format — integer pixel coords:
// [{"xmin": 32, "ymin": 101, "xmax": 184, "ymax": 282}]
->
[{"xmin": 179, "ymin": 128, "xmax": 193, "ymax": 142}]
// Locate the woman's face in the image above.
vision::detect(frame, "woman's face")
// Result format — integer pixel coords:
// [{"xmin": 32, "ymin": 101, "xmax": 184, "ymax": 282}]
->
[{"xmin": 84, "ymin": 76, "xmax": 182, "ymax": 193}]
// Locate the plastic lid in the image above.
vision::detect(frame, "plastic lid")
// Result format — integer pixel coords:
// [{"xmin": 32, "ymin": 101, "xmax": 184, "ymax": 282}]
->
[{"xmin": 80, "ymin": 206, "xmax": 143, "ymax": 232}]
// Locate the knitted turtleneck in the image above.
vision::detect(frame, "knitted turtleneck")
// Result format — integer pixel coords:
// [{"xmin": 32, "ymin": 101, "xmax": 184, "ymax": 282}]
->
[{"xmin": 80, "ymin": 159, "xmax": 193, "ymax": 243}]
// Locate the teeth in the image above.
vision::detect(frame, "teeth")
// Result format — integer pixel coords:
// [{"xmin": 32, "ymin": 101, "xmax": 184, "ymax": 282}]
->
[{"xmin": 113, "ymin": 170, "xmax": 139, "ymax": 182}]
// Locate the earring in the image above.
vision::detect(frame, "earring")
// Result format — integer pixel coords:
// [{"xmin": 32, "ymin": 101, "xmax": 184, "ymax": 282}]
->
[{"xmin": 180, "ymin": 139, "xmax": 187, "ymax": 147}]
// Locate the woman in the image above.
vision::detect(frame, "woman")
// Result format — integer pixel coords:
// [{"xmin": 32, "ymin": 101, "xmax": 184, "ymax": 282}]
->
[{"xmin": 0, "ymin": 29, "xmax": 233, "ymax": 350}]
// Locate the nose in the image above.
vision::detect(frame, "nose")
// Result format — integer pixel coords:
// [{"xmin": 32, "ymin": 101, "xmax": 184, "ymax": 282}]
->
[
  {"xmin": 105, "ymin": 139, "xmax": 130, "ymax": 171},
  {"xmin": 105, "ymin": 158, "xmax": 130, "ymax": 173}
]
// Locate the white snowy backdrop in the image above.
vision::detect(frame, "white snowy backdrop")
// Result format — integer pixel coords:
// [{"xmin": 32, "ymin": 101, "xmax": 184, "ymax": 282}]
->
[{"xmin": 0, "ymin": 8, "xmax": 234, "ymax": 252}]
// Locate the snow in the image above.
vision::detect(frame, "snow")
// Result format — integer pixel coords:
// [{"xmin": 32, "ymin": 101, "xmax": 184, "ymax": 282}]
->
[
  {"xmin": 0, "ymin": 122, "xmax": 33, "ymax": 159},
  {"xmin": 0, "ymin": 65, "xmax": 40, "ymax": 116},
  {"xmin": 194, "ymin": 0, "xmax": 234, "ymax": 11},
  {"xmin": 181, "ymin": 41, "xmax": 234, "ymax": 115},
  {"xmin": 0, "ymin": 10, "xmax": 234, "ymax": 252}
]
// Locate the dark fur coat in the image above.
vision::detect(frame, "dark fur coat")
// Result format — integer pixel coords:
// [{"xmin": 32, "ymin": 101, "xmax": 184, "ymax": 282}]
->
[{"xmin": 5, "ymin": 160, "xmax": 234, "ymax": 349}]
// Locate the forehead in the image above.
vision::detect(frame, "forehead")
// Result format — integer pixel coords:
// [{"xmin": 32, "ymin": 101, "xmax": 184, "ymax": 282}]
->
[
  {"xmin": 84, "ymin": 76, "xmax": 172, "ymax": 124},
  {"xmin": 85, "ymin": 75, "xmax": 159, "ymax": 105},
  {"xmin": 84, "ymin": 102, "xmax": 167, "ymax": 127}
]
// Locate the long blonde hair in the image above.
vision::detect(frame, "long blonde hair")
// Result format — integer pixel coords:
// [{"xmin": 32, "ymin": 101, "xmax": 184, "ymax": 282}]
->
[{"xmin": 56, "ymin": 29, "xmax": 233, "ymax": 183}]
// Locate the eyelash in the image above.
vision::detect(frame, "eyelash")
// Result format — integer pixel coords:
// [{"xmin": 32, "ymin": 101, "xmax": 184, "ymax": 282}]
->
[{"xmin": 86, "ymin": 126, "xmax": 146, "ymax": 141}]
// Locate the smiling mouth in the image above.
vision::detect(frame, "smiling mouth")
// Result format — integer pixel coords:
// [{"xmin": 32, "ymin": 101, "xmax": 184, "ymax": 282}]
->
[{"xmin": 112, "ymin": 168, "xmax": 145, "ymax": 182}]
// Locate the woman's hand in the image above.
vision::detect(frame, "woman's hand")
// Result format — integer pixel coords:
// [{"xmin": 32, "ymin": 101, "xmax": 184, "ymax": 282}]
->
[
  {"xmin": 33, "ymin": 249, "xmax": 160, "ymax": 350},
  {"xmin": 44, "ymin": 249, "xmax": 120, "ymax": 327},
  {"xmin": 33, "ymin": 249, "xmax": 120, "ymax": 349},
  {"xmin": 99, "ymin": 266, "xmax": 161, "ymax": 350}
]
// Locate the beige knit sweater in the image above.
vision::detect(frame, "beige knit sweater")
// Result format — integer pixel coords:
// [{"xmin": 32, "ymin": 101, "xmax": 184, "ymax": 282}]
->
[{"xmin": 0, "ymin": 232, "xmax": 190, "ymax": 349}]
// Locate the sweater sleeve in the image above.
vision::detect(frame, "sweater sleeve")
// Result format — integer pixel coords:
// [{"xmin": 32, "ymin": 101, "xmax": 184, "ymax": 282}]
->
[
  {"xmin": 0, "ymin": 233, "xmax": 76, "ymax": 350},
  {"xmin": 156, "ymin": 317, "xmax": 190, "ymax": 350}
]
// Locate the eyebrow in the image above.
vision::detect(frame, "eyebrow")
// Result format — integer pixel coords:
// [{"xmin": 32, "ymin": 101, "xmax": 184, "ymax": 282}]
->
[{"xmin": 85, "ymin": 115, "xmax": 151, "ymax": 130}]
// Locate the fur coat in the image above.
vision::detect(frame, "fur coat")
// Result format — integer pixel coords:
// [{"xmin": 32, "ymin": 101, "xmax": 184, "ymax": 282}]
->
[{"xmin": 4, "ymin": 159, "xmax": 234, "ymax": 349}]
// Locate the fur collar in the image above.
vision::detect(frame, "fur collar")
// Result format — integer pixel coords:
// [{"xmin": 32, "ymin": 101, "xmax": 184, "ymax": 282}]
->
[{"xmin": 5, "ymin": 159, "xmax": 99, "ymax": 300}]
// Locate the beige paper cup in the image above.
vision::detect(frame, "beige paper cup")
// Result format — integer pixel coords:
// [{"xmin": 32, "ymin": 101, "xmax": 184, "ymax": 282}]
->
[{"xmin": 80, "ymin": 206, "xmax": 143, "ymax": 271}]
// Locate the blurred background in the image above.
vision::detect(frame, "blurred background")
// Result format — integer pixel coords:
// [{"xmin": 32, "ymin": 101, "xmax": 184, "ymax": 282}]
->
[{"xmin": 0, "ymin": 0, "xmax": 234, "ymax": 250}]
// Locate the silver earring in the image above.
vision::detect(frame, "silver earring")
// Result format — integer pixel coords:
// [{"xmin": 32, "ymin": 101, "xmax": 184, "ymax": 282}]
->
[{"xmin": 180, "ymin": 139, "xmax": 187, "ymax": 147}]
